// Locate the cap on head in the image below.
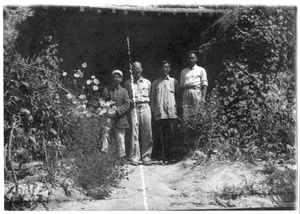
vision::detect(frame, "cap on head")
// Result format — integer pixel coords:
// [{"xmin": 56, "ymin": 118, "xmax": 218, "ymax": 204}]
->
[
  {"xmin": 112, "ymin": 70, "xmax": 123, "ymax": 77},
  {"xmin": 161, "ymin": 60, "xmax": 171, "ymax": 67}
]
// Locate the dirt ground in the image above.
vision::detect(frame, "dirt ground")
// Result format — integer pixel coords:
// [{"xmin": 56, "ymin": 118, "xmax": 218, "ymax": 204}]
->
[{"xmin": 32, "ymin": 158, "xmax": 288, "ymax": 211}]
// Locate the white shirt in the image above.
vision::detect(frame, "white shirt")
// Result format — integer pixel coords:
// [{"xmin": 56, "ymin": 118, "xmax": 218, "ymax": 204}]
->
[{"xmin": 180, "ymin": 65, "xmax": 208, "ymax": 88}]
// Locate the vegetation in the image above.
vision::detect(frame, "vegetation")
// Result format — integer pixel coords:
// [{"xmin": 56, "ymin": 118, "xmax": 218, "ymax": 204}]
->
[
  {"xmin": 4, "ymin": 6, "xmax": 126, "ymax": 210},
  {"xmin": 3, "ymin": 5, "xmax": 297, "ymax": 210},
  {"xmin": 184, "ymin": 6, "xmax": 296, "ymax": 161},
  {"xmin": 183, "ymin": 6, "xmax": 296, "ymax": 207}
]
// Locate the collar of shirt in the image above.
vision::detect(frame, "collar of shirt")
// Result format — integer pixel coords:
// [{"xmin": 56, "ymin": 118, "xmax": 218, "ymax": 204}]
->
[
  {"xmin": 159, "ymin": 75, "xmax": 170, "ymax": 80},
  {"xmin": 188, "ymin": 65, "xmax": 198, "ymax": 70},
  {"xmin": 134, "ymin": 76, "xmax": 145, "ymax": 84},
  {"xmin": 108, "ymin": 85, "xmax": 120, "ymax": 91}
]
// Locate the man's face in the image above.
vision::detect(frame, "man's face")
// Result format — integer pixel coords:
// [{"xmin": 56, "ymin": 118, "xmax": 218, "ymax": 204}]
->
[
  {"xmin": 160, "ymin": 63, "xmax": 171, "ymax": 77},
  {"xmin": 187, "ymin": 53, "xmax": 198, "ymax": 67},
  {"xmin": 132, "ymin": 63, "xmax": 142, "ymax": 78},
  {"xmin": 112, "ymin": 74, "xmax": 122, "ymax": 86}
]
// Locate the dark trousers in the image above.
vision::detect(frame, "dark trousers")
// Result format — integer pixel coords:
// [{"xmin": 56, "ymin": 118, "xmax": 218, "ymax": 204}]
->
[{"xmin": 155, "ymin": 119, "xmax": 176, "ymax": 161}]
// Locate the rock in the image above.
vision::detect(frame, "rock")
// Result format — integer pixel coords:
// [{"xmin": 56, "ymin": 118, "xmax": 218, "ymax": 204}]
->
[
  {"xmin": 227, "ymin": 199, "xmax": 236, "ymax": 207},
  {"xmin": 215, "ymin": 196, "xmax": 227, "ymax": 207}
]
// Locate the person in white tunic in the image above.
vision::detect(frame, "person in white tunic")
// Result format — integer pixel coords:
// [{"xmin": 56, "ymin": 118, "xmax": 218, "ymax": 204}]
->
[{"xmin": 180, "ymin": 50, "xmax": 208, "ymax": 112}]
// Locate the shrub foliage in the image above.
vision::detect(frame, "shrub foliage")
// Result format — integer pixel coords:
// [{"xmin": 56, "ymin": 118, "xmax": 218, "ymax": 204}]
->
[
  {"xmin": 184, "ymin": 6, "xmax": 296, "ymax": 161},
  {"xmin": 4, "ymin": 6, "xmax": 125, "ymax": 210}
]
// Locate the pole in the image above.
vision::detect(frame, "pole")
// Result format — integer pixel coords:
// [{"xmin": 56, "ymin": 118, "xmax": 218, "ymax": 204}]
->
[{"xmin": 124, "ymin": 16, "xmax": 140, "ymax": 159}]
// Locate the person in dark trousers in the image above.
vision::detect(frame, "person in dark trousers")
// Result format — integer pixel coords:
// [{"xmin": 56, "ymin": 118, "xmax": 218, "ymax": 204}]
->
[
  {"xmin": 151, "ymin": 60, "xmax": 180, "ymax": 164},
  {"xmin": 125, "ymin": 62, "xmax": 153, "ymax": 166},
  {"xmin": 102, "ymin": 70, "xmax": 130, "ymax": 159}
]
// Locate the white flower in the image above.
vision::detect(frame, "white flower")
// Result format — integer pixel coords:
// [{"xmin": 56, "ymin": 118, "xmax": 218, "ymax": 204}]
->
[
  {"xmin": 93, "ymin": 79, "xmax": 100, "ymax": 85},
  {"xmin": 79, "ymin": 94, "xmax": 86, "ymax": 99},
  {"xmin": 62, "ymin": 72, "xmax": 67, "ymax": 76},
  {"xmin": 82, "ymin": 62, "xmax": 87, "ymax": 68},
  {"xmin": 108, "ymin": 108, "xmax": 116, "ymax": 115},
  {"xmin": 105, "ymin": 101, "xmax": 114, "ymax": 107},
  {"xmin": 82, "ymin": 104, "xmax": 86, "ymax": 109},
  {"xmin": 105, "ymin": 126, "xmax": 110, "ymax": 131},
  {"xmin": 91, "ymin": 75, "xmax": 95, "ymax": 79},
  {"xmin": 93, "ymin": 86, "xmax": 99, "ymax": 91},
  {"xmin": 97, "ymin": 108, "xmax": 107, "ymax": 115},
  {"xmin": 74, "ymin": 73, "xmax": 79, "ymax": 78},
  {"xmin": 67, "ymin": 94, "xmax": 73, "ymax": 99},
  {"xmin": 72, "ymin": 100, "xmax": 78, "ymax": 104},
  {"xmin": 99, "ymin": 99, "xmax": 106, "ymax": 107},
  {"xmin": 107, "ymin": 118, "xmax": 111, "ymax": 123},
  {"xmin": 77, "ymin": 70, "xmax": 83, "ymax": 78},
  {"xmin": 86, "ymin": 80, "xmax": 92, "ymax": 85}
]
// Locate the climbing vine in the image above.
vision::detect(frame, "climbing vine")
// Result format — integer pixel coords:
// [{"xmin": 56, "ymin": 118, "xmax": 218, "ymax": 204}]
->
[{"xmin": 185, "ymin": 6, "xmax": 296, "ymax": 161}]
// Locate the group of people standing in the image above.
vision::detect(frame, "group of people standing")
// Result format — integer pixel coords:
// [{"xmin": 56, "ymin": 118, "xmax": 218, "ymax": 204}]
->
[{"xmin": 102, "ymin": 50, "xmax": 208, "ymax": 166}]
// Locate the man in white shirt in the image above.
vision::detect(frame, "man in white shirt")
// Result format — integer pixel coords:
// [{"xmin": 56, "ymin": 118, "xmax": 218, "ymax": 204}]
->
[
  {"xmin": 125, "ymin": 62, "xmax": 153, "ymax": 166},
  {"xmin": 180, "ymin": 50, "xmax": 208, "ymax": 112},
  {"xmin": 180, "ymin": 50, "xmax": 208, "ymax": 149}
]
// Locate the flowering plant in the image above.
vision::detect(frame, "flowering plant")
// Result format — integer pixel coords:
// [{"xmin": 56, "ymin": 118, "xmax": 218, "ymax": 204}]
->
[{"xmin": 58, "ymin": 62, "xmax": 118, "ymax": 153}]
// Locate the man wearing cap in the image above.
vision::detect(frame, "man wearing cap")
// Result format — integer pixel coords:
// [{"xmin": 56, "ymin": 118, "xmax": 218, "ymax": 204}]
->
[
  {"xmin": 180, "ymin": 50, "xmax": 208, "ymax": 112},
  {"xmin": 125, "ymin": 62, "xmax": 153, "ymax": 166},
  {"xmin": 103, "ymin": 70, "xmax": 130, "ymax": 159}
]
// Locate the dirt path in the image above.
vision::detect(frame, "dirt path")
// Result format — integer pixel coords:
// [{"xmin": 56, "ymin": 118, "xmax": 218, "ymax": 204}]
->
[{"xmin": 33, "ymin": 159, "xmax": 278, "ymax": 211}]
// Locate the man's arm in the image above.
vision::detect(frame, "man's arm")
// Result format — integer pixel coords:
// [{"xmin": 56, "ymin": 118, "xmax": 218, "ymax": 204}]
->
[
  {"xmin": 201, "ymin": 68, "xmax": 208, "ymax": 102},
  {"xmin": 150, "ymin": 80, "xmax": 156, "ymax": 113},
  {"xmin": 116, "ymin": 89, "xmax": 130, "ymax": 116},
  {"xmin": 202, "ymin": 85, "xmax": 207, "ymax": 102},
  {"xmin": 174, "ymin": 79, "xmax": 180, "ymax": 107},
  {"xmin": 124, "ymin": 80, "xmax": 133, "ymax": 103},
  {"xmin": 174, "ymin": 79, "xmax": 182, "ymax": 116}
]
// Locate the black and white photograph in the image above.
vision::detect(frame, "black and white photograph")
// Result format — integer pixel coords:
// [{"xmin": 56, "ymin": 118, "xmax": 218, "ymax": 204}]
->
[{"xmin": 2, "ymin": 0, "xmax": 298, "ymax": 211}]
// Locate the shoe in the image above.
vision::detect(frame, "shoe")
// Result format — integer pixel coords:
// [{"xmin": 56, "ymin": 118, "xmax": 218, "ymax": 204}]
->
[
  {"xmin": 130, "ymin": 160, "xmax": 139, "ymax": 166},
  {"xmin": 157, "ymin": 160, "xmax": 165, "ymax": 165},
  {"xmin": 169, "ymin": 158, "xmax": 177, "ymax": 164},
  {"xmin": 143, "ymin": 161, "xmax": 152, "ymax": 166},
  {"xmin": 143, "ymin": 160, "xmax": 158, "ymax": 166}
]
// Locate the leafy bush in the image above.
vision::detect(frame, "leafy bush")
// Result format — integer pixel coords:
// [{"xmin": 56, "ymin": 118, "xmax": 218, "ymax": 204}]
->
[
  {"xmin": 183, "ymin": 6, "xmax": 296, "ymax": 162},
  {"xmin": 63, "ymin": 110, "xmax": 127, "ymax": 199},
  {"xmin": 182, "ymin": 90, "xmax": 224, "ymax": 156},
  {"xmin": 4, "ymin": 6, "xmax": 127, "ymax": 209},
  {"xmin": 215, "ymin": 185, "xmax": 245, "ymax": 200},
  {"xmin": 266, "ymin": 167, "xmax": 296, "ymax": 208},
  {"xmin": 216, "ymin": 62, "xmax": 296, "ymax": 160}
]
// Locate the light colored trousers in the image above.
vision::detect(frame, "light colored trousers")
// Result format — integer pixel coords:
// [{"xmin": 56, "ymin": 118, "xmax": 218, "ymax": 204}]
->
[
  {"xmin": 128, "ymin": 103, "xmax": 153, "ymax": 162},
  {"xmin": 182, "ymin": 88, "xmax": 202, "ymax": 109},
  {"xmin": 115, "ymin": 128, "xmax": 126, "ymax": 158},
  {"xmin": 182, "ymin": 88, "xmax": 202, "ymax": 147},
  {"xmin": 101, "ymin": 127, "xmax": 126, "ymax": 158}
]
